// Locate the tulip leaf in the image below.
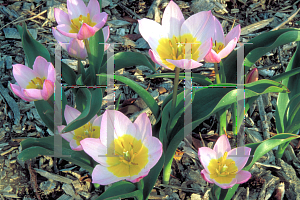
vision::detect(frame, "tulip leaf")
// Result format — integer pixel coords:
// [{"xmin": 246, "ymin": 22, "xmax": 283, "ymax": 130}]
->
[
  {"xmin": 16, "ymin": 23, "xmax": 51, "ymax": 68},
  {"xmin": 34, "ymin": 99, "xmax": 54, "ymax": 133},
  {"xmin": 89, "ymin": 28, "xmax": 104, "ymax": 76},
  {"xmin": 61, "ymin": 89, "xmax": 67, "ymax": 125},
  {"xmin": 147, "ymin": 73, "xmax": 212, "ymax": 86},
  {"xmin": 62, "ymin": 88, "xmax": 102, "ymax": 133},
  {"xmin": 97, "ymin": 74, "xmax": 160, "ymax": 120},
  {"xmin": 18, "ymin": 136, "xmax": 96, "ymax": 174},
  {"xmin": 100, "ymin": 52, "xmax": 156, "ymax": 74}
]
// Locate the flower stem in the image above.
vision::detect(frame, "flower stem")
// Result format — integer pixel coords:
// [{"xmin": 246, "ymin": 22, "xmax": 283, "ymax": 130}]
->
[
  {"xmin": 214, "ymin": 63, "xmax": 221, "ymax": 84},
  {"xmin": 77, "ymin": 58, "xmax": 81, "ymax": 74},
  {"xmin": 162, "ymin": 152, "xmax": 175, "ymax": 184},
  {"xmin": 232, "ymin": 102, "xmax": 237, "ymax": 135},
  {"xmin": 171, "ymin": 67, "xmax": 180, "ymax": 110},
  {"xmin": 84, "ymin": 39, "xmax": 91, "ymax": 56},
  {"xmin": 46, "ymin": 98, "xmax": 54, "ymax": 109}
]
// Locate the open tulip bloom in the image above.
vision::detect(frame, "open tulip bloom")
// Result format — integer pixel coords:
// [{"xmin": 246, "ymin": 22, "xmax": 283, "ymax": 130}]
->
[
  {"xmin": 204, "ymin": 17, "xmax": 241, "ymax": 63},
  {"xmin": 10, "ymin": 56, "xmax": 55, "ymax": 102},
  {"xmin": 52, "ymin": 26, "xmax": 110, "ymax": 59},
  {"xmin": 57, "ymin": 105, "xmax": 102, "ymax": 151},
  {"xmin": 54, "ymin": 0, "xmax": 108, "ymax": 40},
  {"xmin": 80, "ymin": 110, "xmax": 163, "ymax": 185},
  {"xmin": 198, "ymin": 135, "xmax": 251, "ymax": 189},
  {"xmin": 138, "ymin": 0, "xmax": 214, "ymax": 70}
]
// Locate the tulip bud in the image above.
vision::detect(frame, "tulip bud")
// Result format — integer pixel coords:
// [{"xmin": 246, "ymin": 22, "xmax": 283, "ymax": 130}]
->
[{"xmin": 246, "ymin": 68, "xmax": 258, "ymax": 83}]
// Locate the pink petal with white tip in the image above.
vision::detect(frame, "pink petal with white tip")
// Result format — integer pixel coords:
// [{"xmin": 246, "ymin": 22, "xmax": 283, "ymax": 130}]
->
[
  {"xmin": 41, "ymin": 80, "xmax": 54, "ymax": 100},
  {"xmin": 227, "ymin": 146, "xmax": 251, "ymax": 171},
  {"xmin": 200, "ymin": 169, "xmax": 214, "ymax": 183},
  {"xmin": 225, "ymin": 24, "xmax": 241, "ymax": 45},
  {"xmin": 57, "ymin": 24, "xmax": 78, "ymax": 39},
  {"xmin": 91, "ymin": 12, "xmax": 108, "ymax": 30},
  {"xmin": 77, "ymin": 23, "xmax": 96, "ymax": 40},
  {"xmin": 23, "ymin": 89, "xmax": 43, "ymax": 100},
  {"xmin": 87, "ymin": 0, "xmax": 100, "ymax": 19},
  {"xmin": 64, "ymin": 105, "xmax": 81, "ymax": 125},
  {"xmin": 198, "ymin": 147, "xmax": 217, "ymax": 172},
  {"xmin": 166, "ymin": 58, "xmax": 202, "ymax": 69},
  {"xmin": 212, "ymin": 16, "xmax": 225, "ymax": 44},
  {"xmin": 218, "ymin": 38, "xmax": 238, "ymax": 59},
  {"xmin": 32, "ymin": 56, "xmax": 50, "ymax": 79},
  {"xmin": 60, "ymin": 130, "xmax": 74, "ymax": 142},
  {"xmin": 10, "ymin": 84, "xmax": 33, "ymax": 102},
  {"xmin": 235, "ymin": 170, "xmax": 251, "ymax": 184},
  {"xmin": 54, "ymin": 8, "xmax": 71, "ymax": 25},
  {"xmin": 67, "ymin": 38, "xmax": 87, "ymax": 59},
  {"xmin": 204, "ymin": 49, "xmax": 221, "ymax": 63},
  {"xmin": 13, "ymin": 64, "xmax": 38, "ymax": 88},
  {"xmin": 197, "ymin": 38, "xmax": 213, "ymax": 62},
  {"xmin": 67, "ymin": 0, "xmax": 88, "ymax": 20},
  {"xmin": 52, "ymin": 27, "xmax": 69, "ymax": 50},
  {"xmin": 213, "ymin": 134, "xmax": 231, "ymax": 159},
  {"xmin": 91, "ymin": 164, "xmax": 124, "ymax": 185},
  {"xmin": 70, "ymin": 139, "xmax": 83, "ymax": 151}
]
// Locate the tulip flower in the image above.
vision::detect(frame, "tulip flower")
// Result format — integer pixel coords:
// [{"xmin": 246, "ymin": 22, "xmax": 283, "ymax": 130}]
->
[
  {"xmin": 246, "ymin": 68, "xmax": 258, "ymax": 83},
  {"xmin": 10, "ymin": 56, "xmax": 55, "ymax": 102},
  {"xmin": 52, "ymin": 26, "xmax": 110, "ymax": 59},
  {"xmin": 57, "ymin": 105, "xmax": 102, "ymax": 151},
  {"xmin": 54, "ymin": 0, "xmax": 108, "ymax": 40},
  {"xmin": 198, "ymin": 135, "xmax": 251, "ymax": 189},
  {"xmin": 204, "ymin": 17, "xmax": 241, "ymax": 63},
  {"xmin": 80, "ymin": 110, "xmax": 163, "ymax": 185},
  {"xmin": 138, "ymin": 0, "xmax": 213, "ymax": 70}
]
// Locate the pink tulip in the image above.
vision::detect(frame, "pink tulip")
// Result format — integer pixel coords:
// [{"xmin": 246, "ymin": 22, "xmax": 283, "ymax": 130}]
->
[
  {"xmin": 57, "ymin": 105, "xmax": 102, "ymax": 151},
  {"xmin": 10, "ymin": 56, "xmax": 55, "ymax": 102},
  {"xmin": 54, "ymin": 0, "xmax": 108, "ymax": 40},
  {"xmin": 246, "ymin": 68, "xmax": 258, "ymax": 83},
  {"xmin": 204, "ymin": 17, "xmax": 241, "ymax": 63},
  {"xmin": 52, "ymin": 26, "xmax": 110, "ymax": 59},
  {"xmin": 80, "ymin": 110, "xmax": 163, "ymax": 185},
  {"xmin": 138, "ymin": 0, "xmax": 213, "ymax": 70},
  {"xmin": 198, "ymin": 135, "xmax": 251, "ymax": 189}
]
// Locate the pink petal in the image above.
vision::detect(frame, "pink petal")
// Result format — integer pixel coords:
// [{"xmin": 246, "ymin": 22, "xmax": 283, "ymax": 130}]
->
[
  {"xmin": 225, "ymin": 24, "xmax": 241, "ymax": 45},
  {"xmin": 54, "ymin": 8, "xmax": 71, "ymax": 25},
  {"xmin": 166, "ymin": 59, "xmax": 202, "ymax": 69},
  {"xmin": 80, "ymin": 138, "xmax": 109, "ymax": 166},
  {"xmin": 67, "ymin": 38, "xmax": 87, "ymax": 59},
  {"xmin": 64, "ymin": 105, "xmax": 81, "ymax": 125},
  {"xmin": 87, "ymin": 0, "xmax": 100, "ymax": 19},
  {"xmin": 10, "ymin": 84, "xmax": 33, "ymax": 101},
  {"xmin": 77, "ymin": 23, "xmax": 96, "ymax": 40},
  {"xmin": 133, "ymin": 113, "xmax": 152, "ymax": 141},
  {"xmin": 235, "ymin": 170, "xmax": 251, "ymax": 184},
  {"xmin": 92, "ymin": 164, "xmax": 124, "ymax": 185},
  {"xmin": 23, "ymin": 89, "xmax": 43, "ymax": 101},
  {"xmin": 128, "ymin": 173, "xmax": 148, "ymax": 183},
  {"xmin": 47, "ymin": 62, "xmax": 56, "ymax": 83},
  {"xmin": 41, "ymin": 80, "xmax": 54, "ymax": 100},
  {"xmin": 214, "ymin": 177, "xmax": 237, "ymax": 189},
  {"xmin": 212, "ymin": 16, "xmax": 225, "ymax": 44},
  {"xmin": 142, "ymin": 136, "xmax": 162, "ymax": 171},
  {"xmin": 246, "ymin": 68, "xmax": 258, "ymax": 83},
  {"xmin": 102, "ymin": 26, "xmax": 110, "ymax": 42},
  {"xmin": 227, "ymin": 147, "xmax": 251, "ymax": 171},
  {"xmin": 13, "ymin": 64, "xmax": 38, "ymax": 88},
  {"xmin": 148, "ymin": 49, "xmax": 171, "ymax": 70},
  {"xmin": 33, "ymin": 56, "xmax": 50, "ymax": 79},
  {"xmin": 213, "ymin": 135, "xmax": 231, "ymax": 159},
  {"xmin": 181, "ymin": 10, "xmax": 214, "ymax": 43},
  {"xmin": 70, "ymin": 139, "xmax": 83, "ymax": 151},
  {"xmin": 218, "ymin": 38, "xmax": 238, "ymax": 59},
  {"xmin": 91, "ymin": 12, "xmax": 108, "ymax": 30},
  {"xmin": 57, "ymin": 125, "xmax": 66, "ymax": 134},
  {"xmin": 198, "ymin": 147, "xmax": 217, "ymax": 172},
  {"xmin": 60, "ymin": 131, "xmax": 74, "ymax": 142},
  {"xmin": 197, "ymin": 38, "xmax": 213, "ymax": 62},
  {"xmin": 67, "ymin": 0, "xmax": 88, "ymax": 20},
  {"xmin": 162, "ymin": 0, "xmax": 184, "ymax": 38},
  {"xmin": 204, "ymin": 50, "xmax": 221, "ymax": 63},
  {"xmin": 200, "ymin": 169, "xmax": 214, "ymax": 183},
  {"xmin": 52, "ymin": 27, "xmax": 70, "ymax": 50},
  {"xmin": 57, "ymin": 24, "xmax": 78, "ymax": 39},
  {"xmin": 138, "ymin": 18, "xmax": 167, "ymax": 54}
]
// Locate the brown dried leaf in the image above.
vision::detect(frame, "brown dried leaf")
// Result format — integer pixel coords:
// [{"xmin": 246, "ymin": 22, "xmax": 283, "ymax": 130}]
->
[{"xmin": 124, "ymin": 34, "xmax": 142, "ymax": 41}]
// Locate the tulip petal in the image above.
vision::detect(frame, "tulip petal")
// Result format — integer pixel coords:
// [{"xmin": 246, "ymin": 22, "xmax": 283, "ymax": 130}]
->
[
  {"xmin": 212, "ymin": 16, "xmax": 225, "ymax": 44},
  {"xmin": 197, "ymin": 38, "xmax": 213, "ymax": 62},
  {"xmin": 47, "ymin": 62, "xmax": 56, "ymax": 83},
  {"xmin": 102, "ymin": 26, "xmax": 110, "ymax": 42},
  {"xmin": 32, "ymin": 56, "xmax": 49, "ymax": 79},
  {"xmin": 200, "ymin": 169, "xmax": 214, "ymax": 183},
  {"xmin": 204, "ymin": 50, "xmax": 221, "ymax": 63},
  {"xmin": 52, "ymin": 27, "xmax": 69, "ymax": 50},
  {"xmin": 218, "ymin": 38, "xmax": 237, "ymax": 59},
  {"xmin": 142, "ymin": 136, "xmax": 162, "ymax": 171},
  {"xmin": 198, "ymin": 147, "xmax": 217, "ymax": 172},
  {"xmin": 166, "ymin": 59, "xmax": 202, "ymax": 69},
  {"xmin": 60, "ymin": 131, "xmax": 74, "ymax": 142},
  {"xmin": 148, "ymin": 49, "xmax": 172, "ymax": 70},
  {"xmin": 225, "ymin": 24, "xmax": 241, "ymax": 45},
  {"xmin": 162, "ymin": 0, "xmax": 184, "ymax": 38},
  {"xmin": 10, "ymin": 84, "xmax": 33, "ymax": 101},
  {"xmin": 138, "ymin": 18, "xmax": 167, "ymax": 54},
  {"xmin": 87, "ymin": 0, "xmax": 100, "ymax": 19},
  {"xmin": 235, "ymin": 170, "xmax": 251, "ymax": 184},
  {"xmin": 214, "ymin": 177, "xmax": 237, "ymax": 189},
  {"xmin": 92, "ymin": 12, "xmax": 108, "ymax": 30},
  {"xmin": 64, "ymin": 105, "xmax": 81, "ymax": 125},
  {"xmin": 23, "ymin": 89, "xmax": 43, "ymax": 100},
  {"xmin": 57, "ymin": 24, "xmax": 78, "ymax": 39},
  {"xmin": 13, "ymin": 64, "xmax": 39, "ymax": 88},
  {"xmin": 54, "ymin": 8, "xmax": 71, "ymax": 25},
  {"xmin": 80, "ymin": 138, "xmax": 109, "ymax": 166},
  {"xmin": 70, "ymin": 139, "xmax": 83, "ymax": 151},
  {"xmin": 128, "ymin": 172, "xmax": 148, "ymax": 183},
  {"xmin": 41, "ymin": 80, "xmax": 54, "ymax": 100},
  {"xmin": 133, "ymin": 113, "xmax": 152, "ymax": 141},
  {"xmin": 57, "ymin": 125, "xmax": 66, "ymax": 134},
  {"xmin": 227, "ymin": 147, "xmax": 251, "ymax": 171},
  {"xmin": 67, "ymin": 0, "xmax": 88, "ymax": 20},
  {"xmin": 67, "ymin": 38, "xmax": 87, "ymax": 59},
  {"xmin": 213, "ymin": 134, "xmax": 231, "ymax": 159},
  {"xmin": 77, "ymin": 23, "xmax": 96, "ymax": 40},
  {"xmin": 92, "ymin": 164, "xmax": 124, "ymax": 185}
]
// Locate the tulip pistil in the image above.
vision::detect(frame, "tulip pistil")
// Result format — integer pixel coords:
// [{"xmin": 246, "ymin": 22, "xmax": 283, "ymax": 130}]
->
[
  {"xmin": 213, "ymin": 40, "xmax": 225, "ymax": 54},
  {"xmin": 70, "ymin": 13, "xmax": 96, "ymax": 33},
  {"xmin": 73, "ymin": 122, "xmax": 100, "ymax": 145},
  {"xmin": 26, "ymin": 76, "xmax": 46, "ymax": 89}
]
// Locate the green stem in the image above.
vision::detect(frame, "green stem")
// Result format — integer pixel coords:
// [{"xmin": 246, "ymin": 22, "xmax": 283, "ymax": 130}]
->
[
  {"xmin": 218, "ymin": 109, "xmax": 227, "ymax": 136},
  {"xmin": 77, "ymin": 58, "xmax": 81, "ymax": 74},
  {"xmin": 232, "ymin": 102, "xmax": 237, "ymax": 135},
  {"xmin": 84, "ymin": 39, "xmax": 91, "ymax": 56},
  {"xmin": 171, "ymin": 67, "xmax": 180, "ymax": 111},
  {"xmin": 162, "ymin": 152, "xmax": 175, "ymax": 184},
  {"xmin": 137, "ymin": 179, "xmax": 144, "ymax": 190},
  {"xmin": 214, "ymin": 63, "xmax": 221, "ymax": 84},
  {"xmin": 46, "ymin": 98, "xmax": 54, "ymax": 109},
  {"xmin": 276, "ymin": 142, "xmax": 289, "ymax": 159}
]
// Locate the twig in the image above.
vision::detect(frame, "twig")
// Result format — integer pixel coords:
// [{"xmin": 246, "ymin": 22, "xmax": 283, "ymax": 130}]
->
[
  {"xmin": 272, "ymin": 7, "xmax": 300, "ymax": 31},
  {"xmin": 27, "ymin": 160, "xmax": 41, "ymax": 200},
  {"xmin": 12, "ymin": 10, "xmax": 47, "ymax": 25},
  {"xmin": 146, "ymin": 0, "xmax": 163, "ymax": 19},
  {"xmin": 26, "ymin": 10, "xmax": 46, "ymax": 20},
  {"xmin": 257, "ymin": 95, "xmax": 270, "ymax": 140},
  {"xmin": 117, "ymin": 2, "xmax": 141, "ymax": 19}
]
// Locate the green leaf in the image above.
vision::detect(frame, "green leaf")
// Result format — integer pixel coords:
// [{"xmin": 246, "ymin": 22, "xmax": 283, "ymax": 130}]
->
[
  {"xmin": 16, "ymin": 23, "xmax": 50, "ymax": 68},
  {"xmin": 89, "ymin": 28, "xmax": 104, "ymax": 75},
  {"xmin": 34, "ymin": 99, "xmax": 54, "ymax": 133},
  {"xmin": 97, "ymin": 74, "xmax": 159, "ymax": 120},
  {"xmin": 147, "ymin": 73, "xmax": 212, "ymax": 86},
  {"xmin": 62, "ymin": 88, "xmax": 102, "ymax": 133}
]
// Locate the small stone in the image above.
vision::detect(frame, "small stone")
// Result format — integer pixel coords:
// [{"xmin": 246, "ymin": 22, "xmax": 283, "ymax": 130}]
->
[
  {"xmin": 151, "ymin": 89, "xmax": 159, "ymax": 100},
  {"xmin": 5, "ymin": 56, "xmax": 12, "ymax": 70},
  {"xmin": 57, "ymin": 194, "xmax": 73, "ymax": 200},
  {"xmin": 0, "ymin": 60, "xmax": 4, "ymax": 73},
  {"xmin": 116, "ymin": 28, "xmax": 126, "ymax": 36},
  {"xmin": 40, "ymin": 180, "xmax": 57, "ymax": 195},
  {"xmin": 1, "ymin": 185, "xmax": 13, "ymax": 193},
  {"xmin": 9, "ymin": 2, "xmax": 22, "ymax": 12},
  {"xmin": 158, "ymin": 87, "xmax": 167, "ymax": 94},
  {"xmin": 3, "ymin": 28, "xmax": 37, "ymax": 40},
  {"xmin": 134, "ymin": 23, "xmax": 139, "ymax": 34},
  {"xmin": 22, "ymin": 2, "xmax": 32, "ymax": 10},
  {"xmin": 135, "ymin": 38, "xmax": 150, "ymax": 49},
  {"xmin": 191, "ymin": 193, "xmax": 202, "ymax": 200},
  {"xmin": 158, "ymin": 93, "xmax": 169, "ymax": 102},
  {"xmin": 15, "ymin": 55, "xmax": 23, "ymax": 63},
  {"xmin": 47, "ymin": 3, "xmax": 67, "ymax": 21},
  {"xmin": 107, "ymin": 20, "xmax": 131, "ymax": 28}
]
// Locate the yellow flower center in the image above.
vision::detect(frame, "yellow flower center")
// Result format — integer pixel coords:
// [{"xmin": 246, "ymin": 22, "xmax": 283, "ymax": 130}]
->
[
  {"xmin": 70, "ymin": 13, "xmax": 96, "ymax": 33},
  {"xmin": 156, "ymin": 33, "xmax": 201, "ymax": 70},
  {"xmin": 106, "ymin": 134, "xmax": 148, "ymax": 177},
  {"xmin": 73, "ymin": 122, "xmax": 100, "ymax": 145},
  {"xmin": 207, "ymin": 151, "xmax": 238, "ymax": 184},
  {"xmin": 212, "ymin": 40, "xmax": 225, "ymax": 54},
  {"xmin": 26, "ymin": 76, "xmax": 46, "ymax": 89}
]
